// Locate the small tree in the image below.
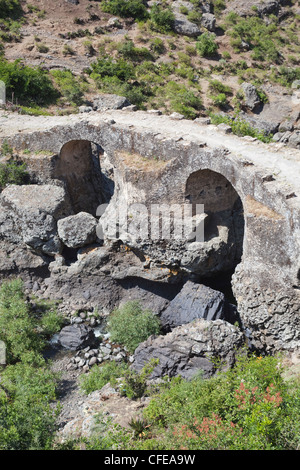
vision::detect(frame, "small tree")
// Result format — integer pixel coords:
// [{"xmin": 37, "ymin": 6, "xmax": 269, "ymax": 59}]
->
[
  {"xmin": 196, "ymin": 32, "xmax": 218, "ymax": 57},
  {"xmin": 108, "ymin": 301, "xmax": 161, "ymax": 353},
  {"xmin": 149, "ymin": 4, "xmax": 175, "ymax": 33}
]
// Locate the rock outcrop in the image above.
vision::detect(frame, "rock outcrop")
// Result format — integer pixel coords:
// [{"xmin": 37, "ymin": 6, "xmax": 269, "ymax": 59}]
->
[
  {"xmin": 58, "ymin": 324, "xmax": 97, "ymax": 350},
  {"xmin": 0, "ymin": 109, "xmax": 299, "ymax": 353},
  {"xmin": 57, "ymin": 212, "xmax": 98, "ymax": 249},
  {"xmin": 159, "ymin": 281, "xmax": 238, "ymax": 331},
  {"xmin": 0, "ymin": 184, "xmax": 71, "ymax": 256},
  {"xmin": 133, "ymin": 319, "xmax": 245, "ymax": 380}
]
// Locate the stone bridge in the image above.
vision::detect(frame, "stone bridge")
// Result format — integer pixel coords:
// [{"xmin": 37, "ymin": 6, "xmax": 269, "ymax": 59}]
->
[{"xmin": 0, "ymin": 108, "xmax": 300, "ymax": 352}]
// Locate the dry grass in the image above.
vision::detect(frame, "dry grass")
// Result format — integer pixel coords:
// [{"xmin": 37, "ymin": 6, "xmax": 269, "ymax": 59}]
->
[{"xmin": 118, "ymin": 150, "xmax": 169, "ymax": 172}]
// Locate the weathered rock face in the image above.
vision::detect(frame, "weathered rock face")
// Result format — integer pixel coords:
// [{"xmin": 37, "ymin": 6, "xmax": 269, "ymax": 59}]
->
[
  {"xmin": 0, "ymin": 184, "xmax": 71, "ymax": 256},
  {"xmin": 43, "ymin": 244, "xmax": 181, "ymax": 315},
  {"xmin": 201, "ymin": 13, "xmax": 216, "ymax": 32},
  {"xmin": 133, "ymin": 319, "xmax": 245, "ymax": 380},
  {"xmin": 225, "ymin": 0, "xmax": 286, "ymax": 18},
  {"xmin": 58, "ymin": 324, "xmax": 97, "ymax": 350},
  {"xmin": 159, "ymin": 281, "xmax": 238, "ymax": 331},
  {"xmin": 57, "ymin": 212, "xmax": 98, "ymax": 249},
  {"xmin": 241, "ymin": 83, "xmax": 261, "ymax": 111},
  {"xmin": 1, "ymin": 109, "xmax": 300, "ymax": 354},
  {"xmin": 91, "ymin": 94, "xmax": 131, "ymax": 112},
  {"xmin": 173, "ymin": 17, "xmax": 201, "ymax": 37}
]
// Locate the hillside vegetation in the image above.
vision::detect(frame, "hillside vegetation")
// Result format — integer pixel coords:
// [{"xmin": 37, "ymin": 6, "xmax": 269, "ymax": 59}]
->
[
  {"xmin": 0, "ymin": 0, "xmax": 299, "ymax": 135},
  {"xmin": 0, "ymin": 280, "xmax": 300, "ymax": 450}
]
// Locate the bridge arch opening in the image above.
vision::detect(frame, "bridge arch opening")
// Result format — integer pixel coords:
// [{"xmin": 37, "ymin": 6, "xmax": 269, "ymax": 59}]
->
[
  {"xmin": 185, "ymin": 168, "xmax": 244, "ymax": 302},
  {"xmin": 55, "ymin": 140, "xmax": 114, "ymax": 215}
]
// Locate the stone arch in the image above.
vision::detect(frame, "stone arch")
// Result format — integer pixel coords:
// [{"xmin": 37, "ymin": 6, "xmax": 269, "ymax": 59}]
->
[
  {"xmin": 54, "ymin": 139, "xmax": 114, "ymax": 215},
  {"xmin": 184, "ymin": 168, "xmax": 245, "ymax": 293}
]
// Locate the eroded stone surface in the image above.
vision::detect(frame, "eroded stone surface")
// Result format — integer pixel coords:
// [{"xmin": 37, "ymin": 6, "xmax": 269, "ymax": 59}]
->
[{"xmin": 0, "ymin": 109, "xmax": 299, "ymax": 352}]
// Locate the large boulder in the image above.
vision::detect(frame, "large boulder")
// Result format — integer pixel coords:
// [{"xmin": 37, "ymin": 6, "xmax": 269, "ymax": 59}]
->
[
  {"xmin": 0, "ymin": 184, "xmax": 71, "ymax": 255},
  {"xmin": 58, "ymin": 324, "xmax": 97, "ymax": 350},
  {"xmin": 57, "ymin": 212, "xmax": 98, "ymax": 249},
  {"xmin": 201, "ymin": 12, "xmax": 216, "ymax": 31},
  {"xmin": 159, "ymin": 281, "xmax": 238, "ymax": 331},
  {"xmin": 92, "ymin": 94, "xmax": 131, "ymax": 112},
  {"xmin": 133, "ymin": 318, "xmax": 245, "ymax": 380},
  {"xmin": 171, "ymin": 2, "xmax": 201, "ymax": 37},
  {"xmin": 173, "ymin": 16, "xmax": 201, "ymax": 37},
  {"xmin": 238, "ymin": 111, "xmax": 279, "ymax": 135},
  {"xmin": 241, "ymin": 82, "xmax": 261, "ymax": 111}
]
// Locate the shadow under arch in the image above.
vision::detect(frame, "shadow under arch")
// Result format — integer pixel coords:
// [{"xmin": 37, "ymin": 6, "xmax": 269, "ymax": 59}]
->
[
  {"xmin": 185, "ymin": 168, "xmax": 245, "ymax": 302},
  {"xmin": 55, "ymin": 139, "xmax": 114, "ymax": 215}
]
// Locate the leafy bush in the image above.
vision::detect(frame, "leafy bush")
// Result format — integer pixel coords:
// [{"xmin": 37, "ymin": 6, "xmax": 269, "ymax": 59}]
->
[
  {"xmin": 0, "ymin": 0, "xmax": 22, "ymax": 19},
  {"xmin": 270, "ymin": 65, "xmax": 300, "ymax": 88},
  {"xmin": 80, "ymin": 361, "xmax": 129, "ymax": 395},
  {"xmin": 142, "ymin": 354, "xmax": 300, "ymax": 450},
  {"xmin": 210, "ymin": 113, "xmax": 273, "ymax": 143},
  {"xmin": 0, "ymin": 279, "xmax": 62, "ymax": 450},
  {"xmin": 0, "ymin": 352, "xmax": 59, "ymax": 450},
  {"xmin": 89, "ymin": 57, "xmax": 151, "ymax": 108},
  {"xmin": 0, "ymin": 279, "xmax": 62, "ymax": 363},
  {"xmin": 118, "ymin": 40, "xmax": 154, "ymax": 63},
  {"xmin": 89, "ymin": 57, "xmax": 135, "ymax": 82},
  {"xmin": 0, "ymin": 18, "xmax": 23, "ymax": 42},
  {"xmin": 0, "ymin": 59, "xmax": 58, "ymax": 106},
  {"xmin": 212, "ymin": 0, "xmax": 226, "ymax": 17},
  {"xmin": 51, "ymin": 69, "xmax": 84, "ymax": 105},
  {"xmin": 209, "ymin": 79, "xmax": 232, "ymax": 95},
  {"xmin": 101, "ymin": 0, "xmax": 149, "ymax": 21},
  {"xmin": 210, "ymin": 93, "xmax": 228, "ymax": 107},
  {"xmin": 224, "ymin": 14, "xmax": 282, "ymax": 63},
  {"xmin": 0, "ymin": 159, "xmax": 29, "ymax": 190},
  {"xmin": 196, "ymin": 32, "xmax": 218, "ymax": 57},
  {"xmin": 149, "ymin": 4, "xmax": 175, "ymax": 33},
  {"xmin": 81, "ymin": 353, "xmax": 300, "ymax": 450},
  {"xmin": 108, "ymin": 301, "xmax": 161, "ymax": 353},
  {"xmin": 120, "ymin": 359, "xmax": 159, "ymax": 399},
  {"xmin": 165, "ymin": 81, "xmax": 202, "ymax": 119}
]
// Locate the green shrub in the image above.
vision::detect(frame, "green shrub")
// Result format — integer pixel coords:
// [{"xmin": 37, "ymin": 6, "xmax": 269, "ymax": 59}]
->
[
  {"xmin": 118, "ymin": 40, "xmax": 154, "ymax": 63},
  {"xmin": 51, "ymin": 69, "xmax": 84, "ymax": 105},
  {"xmin": 212, "ymin": 0, "xmax": 226, "ymax": 17},
  {"xmin": 143, "ymin": 354, "xmax": 300, "ymax": 450},
  {"xmin": 89, "ymin": 57, "xmax": 150, "ymax": 108},
  {"xmin": 187, "ymin": 10, "xmax": 202, "ymax": 25},
  {"xmin": 270, "ymin": 65, "xmax": 300, "ymax": 88},
  {"xmin": 165, "ymin": 81, "xmax": 202, "ymax": 119},
  {"xmin": 108, "ymin": 301, "xmax": 161, "ymax": 354},
  {"xmin": 36, "ymin": 42, "xmax": 49, "ymax": 53},
  {"xmin": 0, "ymin": 59, "xmax": 58, "ymax": 106},
  {"xmin": 210, "ymin": 93, "xmax": 228, "ymax": 107},
  {"xmin": 225, "ymin": 15, "xmax": 282, "ymax": 63},
  {"xmin": 0, "ymin": 0, "xmax": 22, "ymax": 19},
  {"xmin": 0, "ymin": 352, "xmax": 59, "ymax": 450},
  {"xmin": 0, "ymin": 159, "xmax": 28, "ymax": 189},
  {"xmin": 149, "ymin": 38, "xmax": 165, "ymax": 55},
  {"xmin": 101, "ymin": 0, "xmax": 149, "ymax": 21},
  {"xmin": 89, "ymin": 57, "xmax": 135, "ymax": 82},
  {"xmin": 0, "ymin": 18, "xmax": 23, "ymax": 42},
  {"xmin": 149, "ymin": 4, "xmax": 175, "ymax": 33},
  {"xmin": 80, "ymin": 361, "xmax": 129, "ymax": 395},
  {"xmin": 209, "ymin": 79, "xmax": 232, "ymax": 95},
  {"xmin": 210, "ymin": 113, "xmax": 273, "ymax": 143},
  {"xmin": 196, "ymin": 32, "xmax": 218, "ymax": 57},
  {"xmin": 0, "ymin": 279, "xmax": 62, "ymax": 363},
  {"xmin": 120, "ymin": 359, "xmax": 159, "ymax": 399}
]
